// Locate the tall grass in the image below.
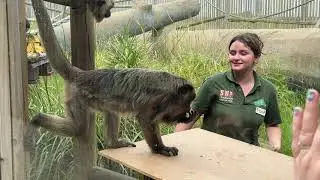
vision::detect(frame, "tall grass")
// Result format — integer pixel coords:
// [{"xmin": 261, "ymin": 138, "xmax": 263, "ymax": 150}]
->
[
  {"xmin": 28, "ymin": 32, "xmax": 305, "ymax": 179},
  {"xmin": 28, "ymin": 76, "xmax": 74, "ymax": 180}
]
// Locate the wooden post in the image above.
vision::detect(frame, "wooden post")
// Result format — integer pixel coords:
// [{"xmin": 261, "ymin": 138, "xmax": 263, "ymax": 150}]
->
[
  {"xmin": 0, "ymin": 1, "xmax": 12, "ymax": 178},
  {"xmin": 301, "ymin": 0, "xmax": 308, "ymax": 28},
  {"xmin": 68, "ymin": 2, "xmax": 139, "ymax": 179},
  {"xmin": 0, "ymin": 1, "xmax": 29, "ymax": 180},
  {"xmin": 69, "ymin": 1, "xmax": 96, "ymax": 180}
]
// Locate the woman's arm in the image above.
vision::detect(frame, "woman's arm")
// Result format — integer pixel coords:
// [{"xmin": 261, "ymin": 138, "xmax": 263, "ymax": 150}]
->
[
  {"xmin": 264, "ymin": 86, "xmax": 282, "ymax": 152},
  {"xmin": 176, "ymin": 76, "xmax": 215, "ymax": 132},
  {"xmin": 266, "ymin": 124, "xmax": 282, "ymax": 152},
  {"xmin": 175, "ymin": 120, "xmax": 197, "ymax": 132},
  {"xmin": 175, "ymin": 111, "xmax": 201, "ymax": 132}
]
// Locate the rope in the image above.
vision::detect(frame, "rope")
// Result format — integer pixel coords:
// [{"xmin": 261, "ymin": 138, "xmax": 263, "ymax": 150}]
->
[
  {"xmin": 204, "ymin": 0, "xmax": 316, "ymax": 20},
  {"xmin": 254, "ymin": 0, "xmax": 316, "ymax": 20},
  {"xmin": 204, "ymin": 0, "xmax": 242, "ymax": 18}
]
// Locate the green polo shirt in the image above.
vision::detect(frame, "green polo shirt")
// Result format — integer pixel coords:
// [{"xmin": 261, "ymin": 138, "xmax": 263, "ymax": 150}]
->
[{"xmin": 191, "ymin": 71, "xmax": 281, "ymax": 146}]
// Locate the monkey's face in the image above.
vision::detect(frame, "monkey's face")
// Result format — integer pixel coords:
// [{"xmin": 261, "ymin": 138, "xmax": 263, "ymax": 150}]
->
[
  {"xmin": 161, "ymin": 84, "xmax": 196, "ymax": 124},
  {"xmin": 90, "ymin": 0, "xmax": 114, "ymax": 22}
]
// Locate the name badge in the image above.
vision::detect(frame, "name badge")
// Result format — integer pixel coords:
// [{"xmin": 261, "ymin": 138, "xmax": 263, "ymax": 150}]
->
[{"xmin": 256, "ymin": 107, "xmax": 266, "ymax": 116}]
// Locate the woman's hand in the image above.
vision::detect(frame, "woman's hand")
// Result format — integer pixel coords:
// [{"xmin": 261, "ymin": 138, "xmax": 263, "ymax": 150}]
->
[
  {"xmin": 292, "ymin": 89, "xmax": 320, "ymax": 180},
  {"xmin": 266, "ymin": 125, "xmax": 282, "ymax": 152}
]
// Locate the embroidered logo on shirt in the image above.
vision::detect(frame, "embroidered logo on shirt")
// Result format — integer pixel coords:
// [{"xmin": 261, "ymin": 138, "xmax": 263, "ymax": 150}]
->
[
  {"xmin": 253, "ymin": 99, "xmax": 266, "ymax": 108},
  {"xmin": 219, "ymin": 89, "xmax": 234, "ymax": 103}
]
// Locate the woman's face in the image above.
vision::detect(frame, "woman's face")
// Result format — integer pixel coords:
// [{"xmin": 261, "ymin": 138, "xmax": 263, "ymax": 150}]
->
[{"xmin": 228, "ymin": 40, "xmax": 257, "ymax": 73}]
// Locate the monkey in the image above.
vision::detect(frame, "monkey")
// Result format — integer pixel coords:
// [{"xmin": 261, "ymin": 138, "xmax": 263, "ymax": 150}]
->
[
  {"xmin": 87, "ymin": 0, "xmax": 114, "ymax": 22},
  {"xmin": 70, "ymin": 0, "xmax": 114, "ymax": 22},
  {"xmin": 30, "ymin": 0, "xmax": 196, "ymax": 157},
  {"xmin": 26, "ymin": 18, "xmax": 30, "ymax": 32}
]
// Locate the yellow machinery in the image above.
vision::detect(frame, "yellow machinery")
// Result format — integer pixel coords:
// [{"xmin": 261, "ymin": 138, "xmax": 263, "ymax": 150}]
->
[{"xmin": 26, "ymin": 29, "xmax": 53, "ymax": 84}]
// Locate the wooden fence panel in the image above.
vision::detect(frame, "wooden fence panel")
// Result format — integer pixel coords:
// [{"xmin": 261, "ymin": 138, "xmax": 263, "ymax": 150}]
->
[
  {"xmin": 0, "ymin": 0, "xmax": 13, "ymax": 178},
  {"xmin": 1, "ymin": 0, "xmax": 27, "ymax": 180}
]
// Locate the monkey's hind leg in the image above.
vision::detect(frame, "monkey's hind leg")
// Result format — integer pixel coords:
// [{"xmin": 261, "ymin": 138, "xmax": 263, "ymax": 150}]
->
[
  {"xmin": 104, "ymin": 111, "xmax": 136, "ymax": 148},
  {"xmin": 31, "ymin": 97, "xmax": 88, "ymax": 137},
  {"xmin": 31, "ymin": 113, "xmax": 77, "ymax": 136},
  {"xmin": 137, "ymin": 114, "xmax": 178, "ymax": 157}
]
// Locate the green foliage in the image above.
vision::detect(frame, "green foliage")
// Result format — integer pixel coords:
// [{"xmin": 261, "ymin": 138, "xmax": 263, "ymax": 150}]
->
[
  {"xmin": 28, "ymin": 33, "xmax": 305, "ymax": 179},
  {"xmin": 30, "ymin": 131, "xmax": 73, "ymax": 180},
  {"xmin": 28, "ymin": 77, "xmax": 73, "ymax": 180},
  {"xmin": 255, "ymin": 59, "xmax": 306, "ymax": 156},
  {"xmin": 96, "ymin": 33, "xmax": 150, "ymax": 69}
]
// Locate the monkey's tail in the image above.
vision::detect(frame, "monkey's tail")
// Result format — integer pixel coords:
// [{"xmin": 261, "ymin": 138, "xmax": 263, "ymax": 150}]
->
[{"xmin": 31, "ymin": 0, "xmax": 80, "ymax": 81}]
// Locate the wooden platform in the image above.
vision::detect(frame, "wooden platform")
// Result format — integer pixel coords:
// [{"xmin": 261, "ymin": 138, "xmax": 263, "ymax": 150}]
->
[{"xmin": 99, "ymin": 128, "xmax": 293, "ymax": 180}]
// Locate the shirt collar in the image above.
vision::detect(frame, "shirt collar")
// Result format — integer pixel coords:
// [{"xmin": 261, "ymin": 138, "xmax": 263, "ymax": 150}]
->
[{"xmin": 226, "ymin": 70, "xmax": 261, "ymax": 88}]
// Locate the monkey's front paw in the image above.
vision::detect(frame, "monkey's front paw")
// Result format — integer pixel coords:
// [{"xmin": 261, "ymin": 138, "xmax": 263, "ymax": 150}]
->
[
  {"xmin": 30, "ymin": 113, "xmax": 44, "ymax": 127},
  {"xmin": 155, "ymin": 146, "xmax": 179, "ymax": 157},
  {"xmin": 107, "ymin": 139, "xmax": 136, "ymax": 149}
]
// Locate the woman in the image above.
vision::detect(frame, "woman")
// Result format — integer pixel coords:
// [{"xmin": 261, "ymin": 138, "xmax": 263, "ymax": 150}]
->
[{"xmin": 175, "ymin": 33, "xmax": 282, "ymax": 151}]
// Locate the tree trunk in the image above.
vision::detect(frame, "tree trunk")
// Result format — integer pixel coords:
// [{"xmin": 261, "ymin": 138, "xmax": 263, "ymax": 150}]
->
[{"xmin": 53, "ymin": 0, "xmax": 200, "ymax": 51}]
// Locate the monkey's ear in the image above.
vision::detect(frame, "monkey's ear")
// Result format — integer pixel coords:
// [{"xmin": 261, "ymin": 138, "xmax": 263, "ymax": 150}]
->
[{"xmin": 177, "ymin": 84, "xmax": 194, "ymax": 94}]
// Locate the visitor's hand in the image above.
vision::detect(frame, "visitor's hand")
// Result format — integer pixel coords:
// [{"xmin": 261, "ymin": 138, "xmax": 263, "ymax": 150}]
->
[{"xmin": 292, "ymin": 89, "xmax": 320, "ymax": 180}]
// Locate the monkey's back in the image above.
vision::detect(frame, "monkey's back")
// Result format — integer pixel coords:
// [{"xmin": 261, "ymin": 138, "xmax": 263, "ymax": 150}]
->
[
  {"xmin": 111, "ymin": 68, "xmax": 188, "ymax": 91},
  {"xmin": 108, "ymin": 68, "xmax": 190, "ymax": 96},
  {"xmin": 74, "ymin": 68, "xmax": 193, "ymax": 111}
]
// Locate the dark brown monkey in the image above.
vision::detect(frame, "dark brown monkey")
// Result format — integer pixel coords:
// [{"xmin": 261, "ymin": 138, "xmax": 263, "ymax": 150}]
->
[
  {"xmin": 30, "ymin": 0, "xmax": 196, "ymax": 156},
  {"xmin": 69, "ymin": 0, "xmax": 114, "ymax": 22},
  {"xmin": 87, "ymin": 0, "xmax": 114, "ymax": 22}
]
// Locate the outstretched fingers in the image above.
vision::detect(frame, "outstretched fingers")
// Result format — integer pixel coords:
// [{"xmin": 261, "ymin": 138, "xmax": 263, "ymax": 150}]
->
[
  {"xmin": 299, "ymin": 89, "xmax": 319, "ymax": 151},
  {"xmin": 292, "ymin": 107, "xmax": 304, "ymax": 157},
  {"xmin": 307, "ymin": 91, "xmax": 320, "ymax": 155}
]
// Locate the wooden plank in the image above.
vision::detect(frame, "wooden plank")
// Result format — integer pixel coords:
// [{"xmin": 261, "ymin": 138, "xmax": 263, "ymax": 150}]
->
[
  {"xmin": 0, "ymin": 1, "xmax": 13, "ymax": 180},
  {"xmin": 99, "ymin": 128, "xmax": 293, "ymax": 180},
  {"xmin": 6, "ymin": 0, "xmax": 28, "ymax": 180}
]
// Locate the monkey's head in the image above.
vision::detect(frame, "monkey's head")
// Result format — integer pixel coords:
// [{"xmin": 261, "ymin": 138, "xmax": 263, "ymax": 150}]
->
[
  {"xmin": 160, "ymin": 83, "xmax": 196, "ymax": 124},
  {"xmin": 89, "ymin": 0, "xmax": 114, "ymax": 22}
]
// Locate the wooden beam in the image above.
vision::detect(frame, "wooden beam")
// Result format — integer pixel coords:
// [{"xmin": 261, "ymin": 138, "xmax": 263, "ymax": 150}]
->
[
  {"xmin": 1, "ymin": 0, "xmax": 28, "ymax": 180},
  {"xmin": 25, "ymin": 2, "xmax": 67, "ymax": 13},
  {"xmin": 0, "ymin": 1, "xmax": 13, "ymax": 179},
  {"xmin": 69, "ymin": 2, "xmax": 96, "ymax": 180},
  {"xmin": 44, "ymin": 0, "xmax": 70, "ymax": 6},
  {"xmin": 42, "ymin": 0, "xmax": 131, "ymax": 6}
]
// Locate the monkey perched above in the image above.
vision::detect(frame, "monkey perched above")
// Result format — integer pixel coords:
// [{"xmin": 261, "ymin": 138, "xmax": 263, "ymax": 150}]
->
[{"xmin": 31, "ymin": 0, "xmax": 196, "ymax": 156}]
